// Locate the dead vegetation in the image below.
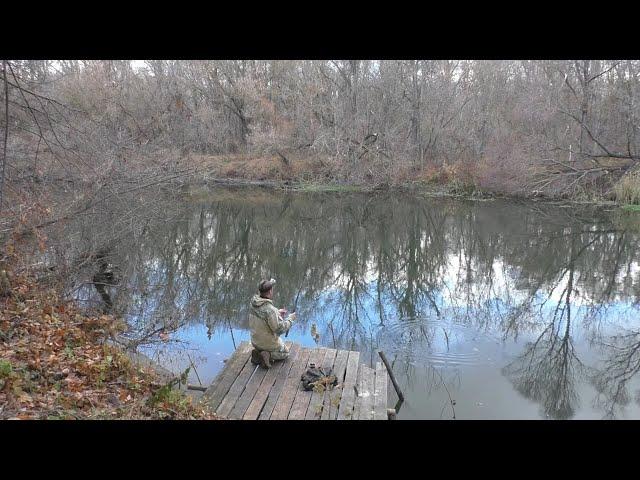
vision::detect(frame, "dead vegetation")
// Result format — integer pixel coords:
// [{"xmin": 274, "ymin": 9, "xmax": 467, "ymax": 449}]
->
[
  {"xmin": 3, "ymin": 60, "xmax": 640, "ymax": 222},
  {"xmin": 0, "ymin": 240, "xmax": 217, "ymax": 420},
  {"xmin": 613, "ymin": 170, "xmax": 640, "ymax": 205}
]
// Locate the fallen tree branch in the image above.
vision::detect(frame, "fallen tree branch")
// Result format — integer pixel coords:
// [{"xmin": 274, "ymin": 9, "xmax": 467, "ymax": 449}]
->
[
  {"xmin": 275, "ymin": 150, "xmax": 290, "ymax": 166},
  {"xmin": 187, "ymin": 384, "xmax": 207, "ymax": 392}
]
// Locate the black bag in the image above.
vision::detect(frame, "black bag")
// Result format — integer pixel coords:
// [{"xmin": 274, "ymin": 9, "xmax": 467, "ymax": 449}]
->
[{"xmin": 301, "ymin": 365, "xmax": 338, "ymax": 391}]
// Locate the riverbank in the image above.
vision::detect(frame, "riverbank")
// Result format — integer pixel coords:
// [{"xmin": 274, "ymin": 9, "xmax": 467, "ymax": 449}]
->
[
  {"xmin": 180, "ymin": 152, "xmax": 633, "ymax": 208},
  {"xmin": 195, "ymin": 175, "xmax": 622, "ymax": 210},
  {"xmin": 0, "ymin": 248, "xmax": 217, "ymax": 420},
  {"xmin": 2, "ymin": 152, "xmax": 633, "ymax": 245}
]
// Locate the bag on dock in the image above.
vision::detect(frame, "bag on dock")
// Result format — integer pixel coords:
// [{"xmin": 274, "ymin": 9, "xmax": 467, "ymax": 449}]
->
[{"xmin": 301, "ymin": 365, "xmax": 338, "ymax": 391}]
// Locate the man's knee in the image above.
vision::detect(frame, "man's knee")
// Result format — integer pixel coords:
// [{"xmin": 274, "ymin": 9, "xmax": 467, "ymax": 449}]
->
[
  {"xmin": 270, "ymin": 350, "xmax": 289, "ymax": 361},
  {"xmin": 270, "ymin": 344, "xmax": 290, "ymax": 361}
]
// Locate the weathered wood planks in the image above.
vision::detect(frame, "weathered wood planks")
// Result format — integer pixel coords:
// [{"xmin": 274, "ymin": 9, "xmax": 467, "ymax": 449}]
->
[
  {"xmin": 246, "ymin": 343, "xmax": 300, "ymax": 420},
  {"xmin": 202, "ymin": 342, "xmax": 252, "ymax": 411},
  {"xmin": 205, "ymin": 343, "xmax": 388, "ymax": 420},
  {"xmin": 321, "ymin": 349, "xmax": 349, "ymax": 420},
  {"xmin": 336, "ymin": 351, "xmax": 361, "ymax": 420},
  {"xmin": 354, "ymin": 364, "xmax": 376, "ymax": 420},
  {"xmin": 229, "ymin": 341, "xmax": 294, "ymax": 420},
  {"xmin": 373, "ymin": 361, "xmax": 388, "ymax": 420},
  {"xmin": 269, "ymin": 347, "xmax": 312, "ymax": 420},
  {"xmin": 216, "ymin": 355, "xmax": 258, "ymax": 418}
]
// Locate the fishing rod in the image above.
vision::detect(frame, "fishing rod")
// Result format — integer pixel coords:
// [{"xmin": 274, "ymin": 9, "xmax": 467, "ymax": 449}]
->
[
  {"xmin": 285, "ymin": 270, "xmax": 306, "ymax": 337},
  {"xmin": 284, "ymin": 288, "xmax": 301, "ymax": 338}
]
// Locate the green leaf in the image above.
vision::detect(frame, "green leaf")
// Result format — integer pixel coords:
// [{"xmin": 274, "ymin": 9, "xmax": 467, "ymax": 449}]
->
[{"xmin": 0, "ymin": 359, "xmax": 12, "ymax": 378}]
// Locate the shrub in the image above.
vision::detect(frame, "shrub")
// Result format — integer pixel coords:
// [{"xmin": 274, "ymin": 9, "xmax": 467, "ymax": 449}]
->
[{"xmin": 613, "ymin": 171, "xmax": 640, "ymax": 205}]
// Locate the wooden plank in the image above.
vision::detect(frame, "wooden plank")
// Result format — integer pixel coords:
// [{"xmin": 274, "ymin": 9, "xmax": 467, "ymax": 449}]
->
[
  {"xmin": 202, "ymin": 341, "xmax": 251, "ymax": 403},
  {"xmin": 205, "ymin": 343, "xmax": 387, "ymax": 420},
  {"xmin": 201, "ymin": 342, "xmax": 252, "ymax": 411},
  {"xmin": 336, "ymin": 351, "xmax": 361, "ymax": 420},
  {"xmin": 244, "ymin": 343, "xmax": 298, "ymax": 420},
  {"xmin": 288, "ymin": 347, "xmax": 326, "ymax": 420},
  {"xmin": 269, "ymin": 347, "xmax": 312, "ymax": 420},
  {"xmin": 228, "ymin": 363, "xmax": 269, "ymax": 420},
  {"xmin": 352, "ymin": 364, "xmax": 365, "ymax": 420},
  {"xmin": 215, "ymin": 356, "xmax": 258, "ymax": 418},
  {"xmin": 230, "ymin": 342, "xmax": 294, "ymax": 420},
  {"xmin": 305, "ymin": 348, "xmax": 337, "ymax": 420},
  {"xmin": 356, "ymin": 365, "xmax": 375, "ymax": 420},
  {"xmin": 256, "ymin": 344, "xmax": 302, "ymax": 420},
  {"xmin": 373, "ymin": 361, "xmax": 388, "ymax": 420},
  {"xmin": 321, "ymin": 349, "xmax": 349, "ymax": 420}
]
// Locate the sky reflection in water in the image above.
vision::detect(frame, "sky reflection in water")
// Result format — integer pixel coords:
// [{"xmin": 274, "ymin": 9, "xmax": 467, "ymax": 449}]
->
[{"xmin": 74, "ymin": 188, "xmax": 640, "ymax": 419}]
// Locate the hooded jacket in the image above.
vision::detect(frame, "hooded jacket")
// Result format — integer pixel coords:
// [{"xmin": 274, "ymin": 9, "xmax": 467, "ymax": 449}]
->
[{"xmin": 248, "ymin": 294, "xmax": 293, "ymax": 351}]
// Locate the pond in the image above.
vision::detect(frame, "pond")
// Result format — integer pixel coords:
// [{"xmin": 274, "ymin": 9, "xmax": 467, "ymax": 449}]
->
[{"xmin": 72, "ymin": 186, "xmax": 640, "ymax": 419}]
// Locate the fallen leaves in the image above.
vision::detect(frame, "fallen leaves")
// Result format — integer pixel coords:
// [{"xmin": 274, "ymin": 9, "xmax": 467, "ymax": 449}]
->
[{"xmin": 1, "ymin": 260, "xmax": 217, "ymax": 420}]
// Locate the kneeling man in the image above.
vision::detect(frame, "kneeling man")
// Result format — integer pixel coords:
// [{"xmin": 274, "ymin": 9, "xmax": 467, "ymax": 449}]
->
[{"xmin": 249, "ymin": 278, "xmax": 295, "ymax": 368}]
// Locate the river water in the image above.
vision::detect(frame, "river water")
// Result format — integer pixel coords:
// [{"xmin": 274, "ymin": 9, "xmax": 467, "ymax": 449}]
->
[{"xmin": 73, "ymin": 186, "xmax": 640, "ymax": 419}]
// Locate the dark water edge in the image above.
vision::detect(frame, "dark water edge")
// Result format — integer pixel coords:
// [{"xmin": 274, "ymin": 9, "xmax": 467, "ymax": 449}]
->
[
  {"xmin": 69, "ymin": 185, "xmax": 640, "ymax": 419},
  {"xmin": 200, "ymin": 176, "xmax": 622, "ymax": 208}
]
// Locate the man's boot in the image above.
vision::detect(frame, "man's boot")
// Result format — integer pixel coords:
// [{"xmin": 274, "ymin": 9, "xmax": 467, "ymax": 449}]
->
[
  {"xmin": 259, "ymin": 350, "xmax": 272, "ymax": 369},
  {"xmin": 251, "ymin": 349, "xmax": 261, "ymax": 365}
]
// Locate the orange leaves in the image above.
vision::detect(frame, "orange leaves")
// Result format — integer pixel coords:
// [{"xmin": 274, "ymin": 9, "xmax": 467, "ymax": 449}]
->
[
  {"xmin": 17, "ymin": 392, "xmax": 34, "ymax": 405},
  {"xmin": 118, "ymin": 390, "xmax": 132, "ymax": 403},
  {"xmin": 15, "ymin": 283, "xmax": 29, "ymax": 296},
  {"xmin": 64, "ymin": 375, "xmax": 84, "ymax": 394},
  {"xmin": 1, "ymin": 261, "xmax": 216, "ymax": 421},
  {"xmin": 32, "ymin": 228, "xmax": 48, "ymax": 253},
  {"xmin": 7, "ymin": 413, "xmax": 36, "ymax": 420}
]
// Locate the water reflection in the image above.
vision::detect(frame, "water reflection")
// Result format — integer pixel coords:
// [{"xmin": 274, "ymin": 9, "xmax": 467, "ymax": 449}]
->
[
  {"xmin": 72, "ymin": 187, "xmax": 640, "ymax": 419},
  {"xmin": 591, "ymin": 327, "xmax": 640, "ymax": 419}
]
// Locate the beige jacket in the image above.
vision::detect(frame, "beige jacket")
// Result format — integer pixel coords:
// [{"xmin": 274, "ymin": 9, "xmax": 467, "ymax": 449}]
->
[{"xmin": 248, "ymin": 294, "xmax": 293, "ymax": 352}]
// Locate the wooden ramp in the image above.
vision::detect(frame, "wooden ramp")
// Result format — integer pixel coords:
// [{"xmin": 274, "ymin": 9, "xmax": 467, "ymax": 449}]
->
[{"xmin": 201, "ymin": 341, "xmax": 389, "ymax": 420}]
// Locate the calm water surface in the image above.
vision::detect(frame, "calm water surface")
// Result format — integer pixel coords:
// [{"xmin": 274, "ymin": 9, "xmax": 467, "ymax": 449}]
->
[{"xmin": 74, "ymin": 187, "xmax": 640, "ymax": 419}]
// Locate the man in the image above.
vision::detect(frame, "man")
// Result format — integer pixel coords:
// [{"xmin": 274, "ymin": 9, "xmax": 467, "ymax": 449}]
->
[{"xmin": 249, "ymin": 278, "xmax": 295, "ymax": 368}]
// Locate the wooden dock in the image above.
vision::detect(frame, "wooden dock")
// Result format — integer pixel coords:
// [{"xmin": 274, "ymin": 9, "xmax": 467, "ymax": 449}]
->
[{"xmin": 201, "ymin": 341, "xmax": 390, "ymax": 420}]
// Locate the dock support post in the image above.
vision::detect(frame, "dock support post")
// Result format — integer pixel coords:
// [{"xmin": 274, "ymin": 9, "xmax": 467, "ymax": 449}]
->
[{"xmin": 378, "ymin": 350, "xmax": 404, "ymax": 402}]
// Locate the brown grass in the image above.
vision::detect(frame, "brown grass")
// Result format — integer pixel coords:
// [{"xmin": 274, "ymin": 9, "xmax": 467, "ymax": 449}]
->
[{"xmin": 613, "ymin": 170, "xmax": 640, "ymax": 205}]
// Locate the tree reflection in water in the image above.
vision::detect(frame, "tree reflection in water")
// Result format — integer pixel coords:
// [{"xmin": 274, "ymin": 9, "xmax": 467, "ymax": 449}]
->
[
  {"xmin": 502, "ymin": 235, "xmax": 587, "ymax": 419},
  {"xmin": 591, "ymin": 328, "xmax": 640, "ymax": 418},
  {"xmin": 65, "ymin": 187, "xmax": 640, "ymax": 418}
]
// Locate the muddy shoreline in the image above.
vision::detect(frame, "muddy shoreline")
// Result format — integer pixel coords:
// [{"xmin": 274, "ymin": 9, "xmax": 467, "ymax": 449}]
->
[{"xmin": 197, "ymin": 176, "xmax": 621, "ymax": 209}]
